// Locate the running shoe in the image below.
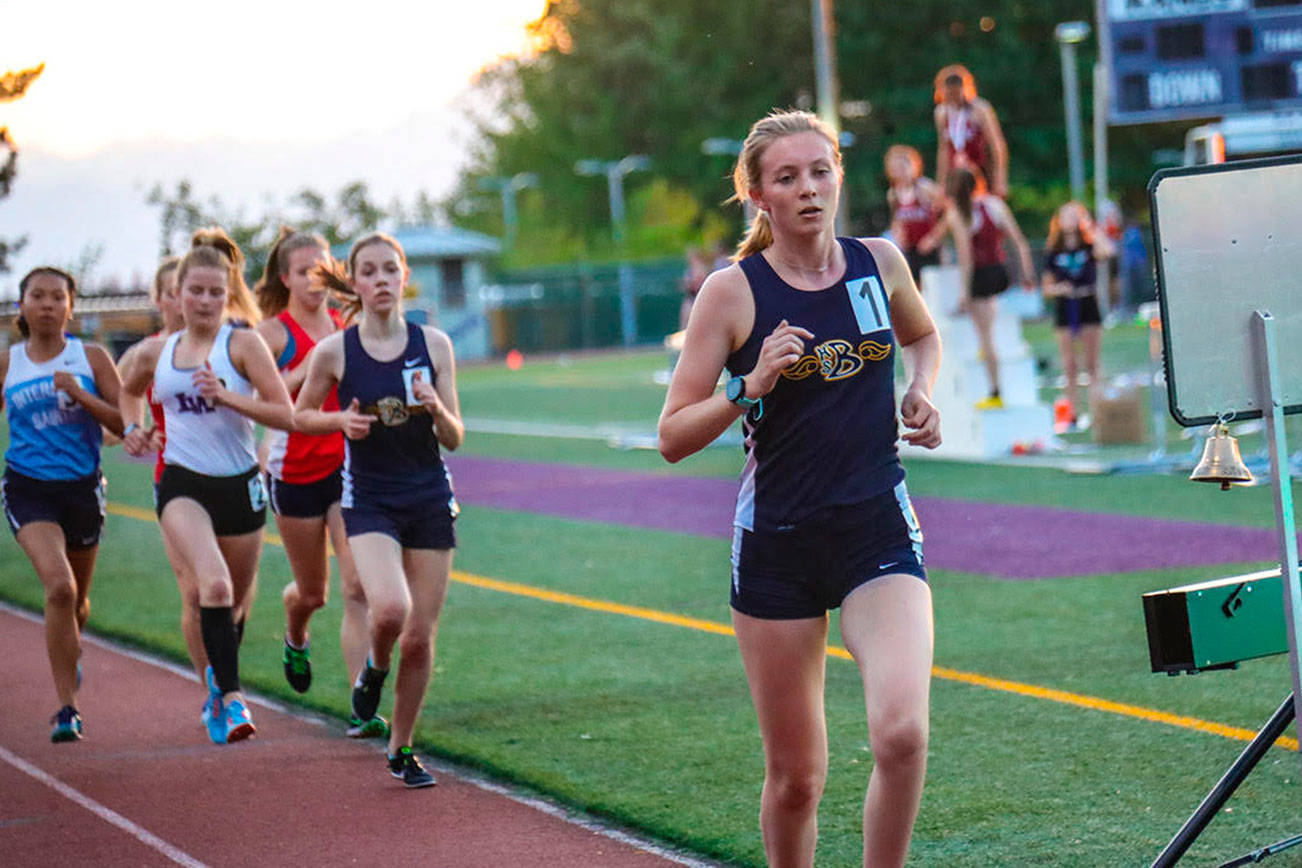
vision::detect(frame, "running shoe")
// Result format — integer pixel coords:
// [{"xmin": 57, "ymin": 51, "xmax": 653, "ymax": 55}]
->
[
  {"xmin": 50, "ymin": 705, "xmax": 82, "ymax": 743},
  {"xmin": 205, "ymin": 695, "xmax": 227, "ymax": 744},
  {"xmin": 223, "ymin": 699, "xmax": 256, "ymax": 743},
  {"xmin": 974, "ymin": 394, "xmax": 1005, "ymax": 410},
  {"xmin": 387, "ymin": 746, "xmax": 436, "ymax": 789},
  {"xmin": 350, "ymin": 662, "xmax": 388, "ymax": 722},
  {"xmin": 282, "ymin": 639, "xmax": 312, "ymax": 693},
  {"xmin": 346, "ymin": 714, "xmax": 390, "ymax": 739}
]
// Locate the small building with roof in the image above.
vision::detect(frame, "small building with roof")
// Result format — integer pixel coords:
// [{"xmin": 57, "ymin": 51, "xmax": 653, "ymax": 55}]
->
[{"xmin": 386, "ymin": 225, "xmax": 502, "ymax": 361}]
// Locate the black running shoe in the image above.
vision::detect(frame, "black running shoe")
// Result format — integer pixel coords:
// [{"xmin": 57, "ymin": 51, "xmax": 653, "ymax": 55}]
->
[
  {"xmin": 350, "ymin": 661, "xmax": 388, "ymax": 722},
  {"xmin": 50, "ymin": 705, "xmax": 82, "ymax": 743},
  {"xmin": 387, "ymin": 746, "xmax": 436, "ymax": 789},
  {"xmin": 282, "ymin": 639, "xmax": 312, "ymax": 693}
]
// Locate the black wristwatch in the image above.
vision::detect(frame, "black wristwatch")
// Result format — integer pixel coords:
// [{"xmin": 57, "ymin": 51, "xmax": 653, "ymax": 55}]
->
[{"xmin": 726, "ymin": 375, "xmax": 761, "ymax": 410}]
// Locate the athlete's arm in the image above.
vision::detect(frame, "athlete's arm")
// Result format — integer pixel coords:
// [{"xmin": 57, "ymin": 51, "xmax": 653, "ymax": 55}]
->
[
  {"xmin": 0, "ymin": 346, "xmax": 8, "ymax": 412},
  {"xmin": 119, "ymin": 337, "xmax": 164, "ymax": 456},
  {"xmin": 977, "ymin": 99, "xmax": 1010, "ymax": 198},
  {"xmin": 293, "ymin": 333, "xmax": 375, "ymax": 439},
  {"xmin": 54, "ymin": 343, "xmax": 124, "ymax": 437},
  {"xmin": 201, "ymin": 328, "xmax": 293, "ymax": 431},
  {"xmin": 934, "ymin": 105, "xmax": 951, "ymax": 190},
  {"xmin": 867, "ymin": 239, "xmax": 941, "ymax": 450},
  {"xmin": 945, "ymin": 205, "xmax": 973, "ymax": 308},
  {"xmin": 988, "ymin": 198, "xmax": 1034, "ymax": 287},
  {"xmin": 914, "ymin": 180, "xmax": 949, "ymax": 254},
  {"xmin": 415, "ymin": 326, "xmax": 464, "ymax": 452},
  {"xmin": 658, "ymin": 266, "xmax": 813, "ymax": 463}
]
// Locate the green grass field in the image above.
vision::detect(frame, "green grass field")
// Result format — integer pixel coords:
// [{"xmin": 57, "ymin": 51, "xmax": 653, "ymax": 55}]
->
[{"xmin": 3, "ymin": 328, "xmax": 1302, "ymax": 867}]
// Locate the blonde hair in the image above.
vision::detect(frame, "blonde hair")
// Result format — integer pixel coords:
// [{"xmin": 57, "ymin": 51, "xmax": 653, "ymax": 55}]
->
[
  {"xmin": 730, "ymin": 109, "xmax": 842, "ymax": 261},
  {"xmin": 310, "ymin": 232, "xmax": 406, "ymax": 321},
  {"xmin": 254, "ymin": 226, "xmax": 329, "ymax": 318},
  {"xmin": 177, "ymin": 227, "xmax": 260, "ymax": 325},
  {"xmin": 934, "ymin": 64, "xmax": 978, "ymax": 104}
]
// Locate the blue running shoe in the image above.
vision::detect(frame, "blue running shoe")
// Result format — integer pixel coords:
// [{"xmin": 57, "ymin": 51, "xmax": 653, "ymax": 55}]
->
[
  {"xmin": 50, "ymin": 705, "xmax": 83, "ymax": 743},
  {"xmin": 387, "ymin": 746, "xmax": 436, "ymax": 789},
  {"xmin": 224, "ymin": 699, "xmax": 256, "ymax": 743},
  {"xmin": 205, "ymin": 695, "xmax": 227, "ymax": 744}
]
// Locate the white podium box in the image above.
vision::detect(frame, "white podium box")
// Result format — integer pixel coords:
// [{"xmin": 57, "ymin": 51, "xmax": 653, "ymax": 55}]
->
[{"xmin": 901, "ymin": 265, "xmax": 1055, "ymax": 460}]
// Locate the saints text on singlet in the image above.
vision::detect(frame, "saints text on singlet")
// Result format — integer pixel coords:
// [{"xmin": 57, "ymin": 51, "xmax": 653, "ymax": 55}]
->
[
  {"xmin": 726, "ymin": 238, "xmax": 905, "ymax": 533},
  {"xmin": 266, "ymin": 310, "xmax": 345, "ymax": 483},
  {"xmin": 154, "ymin": 322, "xmax": 258, "ymax": 476},
  {"xmin": 336, "ymin": 321, "xmax": 455, "ymax": 510},
  {"xmin": 3, "ymin": 337, "xmax": 102, "ymax": 480}
]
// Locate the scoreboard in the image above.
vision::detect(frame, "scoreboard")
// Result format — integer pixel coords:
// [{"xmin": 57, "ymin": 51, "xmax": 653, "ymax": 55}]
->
[{"xmin": 1102, "ymin": 0, "xmax": 1302, "ymax": 124}]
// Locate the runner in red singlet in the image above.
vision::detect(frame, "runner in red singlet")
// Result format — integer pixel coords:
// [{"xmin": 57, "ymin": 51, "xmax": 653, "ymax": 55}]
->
[
  {"xmin": 885, "ymin": 144, "xmax": 968, "ymax": 287},
  {"xmin": 934, "ymin": 64, "xmax": 1009, "ymax": 199}
]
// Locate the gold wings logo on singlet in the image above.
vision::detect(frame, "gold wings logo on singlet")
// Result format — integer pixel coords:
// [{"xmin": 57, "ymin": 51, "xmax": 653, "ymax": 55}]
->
[
  {"xmin": 375, "ymin": 397, "xmax": 410, "ymax": 427},
  {"xmin": 781, "ymin": 338, "xmax": 893, "ymax": 382}
]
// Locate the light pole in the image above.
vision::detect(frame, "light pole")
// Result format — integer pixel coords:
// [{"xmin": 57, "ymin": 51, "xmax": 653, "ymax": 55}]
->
[
  {"xmin": 811, "ymin": 0, "xmax": 848, "ymax": 234},
  {"xmin": 1055, "ymin": 20, "xmax": 1091, "ymax": 201},
  {"xmin": 575, "ymin": 154, "xmax": 651, "ymax": 347},
  {"xmin": 478, "ymin": 172, "xmax": 538, "ymax": 247}
]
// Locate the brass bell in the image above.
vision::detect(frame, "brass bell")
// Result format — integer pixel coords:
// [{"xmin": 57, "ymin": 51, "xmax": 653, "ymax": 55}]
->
[{"xmin": 1190, "ymin": 422, "xmax": 1253, "ymax": 490}]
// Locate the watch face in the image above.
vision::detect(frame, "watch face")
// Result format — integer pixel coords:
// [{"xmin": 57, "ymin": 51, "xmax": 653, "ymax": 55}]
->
[{"xmin": 727, "ymin": 376, "xmax": 743, "ymax": 402}]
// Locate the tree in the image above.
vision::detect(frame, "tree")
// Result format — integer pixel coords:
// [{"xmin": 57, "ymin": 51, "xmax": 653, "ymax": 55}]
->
[{"xmin": 0, "ymin": 63, "xmax": 45, "ymax": 274}]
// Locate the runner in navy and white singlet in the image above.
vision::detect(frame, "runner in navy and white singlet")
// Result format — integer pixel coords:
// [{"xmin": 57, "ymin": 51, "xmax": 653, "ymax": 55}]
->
[
  {"xmin": 119, "ymin": 228, "xmax": 293, "ymax": 746},
  {"xmin": 659, "ymin": 110, "xmax": 942, "ymax": 868},
  {"xmin": 294, "ymin": 232, "xmax": 463, "ymax": 789},
  {"xmin": 1, "ymin": 267, "xmax": 123, "ymax": 742}
]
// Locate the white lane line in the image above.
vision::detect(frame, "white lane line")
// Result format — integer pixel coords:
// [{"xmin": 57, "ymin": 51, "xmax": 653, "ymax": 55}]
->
[
  {"xmin": 0, "ymin": 744, "xmax": 208, "ymax": 868},
  {"xmin": 0, "ymin": 602, "xmax": 726, "ymax": 868}
]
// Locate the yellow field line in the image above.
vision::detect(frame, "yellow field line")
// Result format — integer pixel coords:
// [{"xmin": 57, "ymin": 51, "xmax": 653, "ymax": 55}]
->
[{"xmin": 105, "ymin": 501, "xmax": 1297, "ymax": 752}]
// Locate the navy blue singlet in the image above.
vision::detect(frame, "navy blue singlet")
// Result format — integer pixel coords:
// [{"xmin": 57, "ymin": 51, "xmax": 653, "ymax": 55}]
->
[
  {"xmin": 337, "ymin": 321, "xmax": 454, "ymax": 508},
  {"xmin": 726, "ymin": 237, "xmax": 905, "ymax": 533}
]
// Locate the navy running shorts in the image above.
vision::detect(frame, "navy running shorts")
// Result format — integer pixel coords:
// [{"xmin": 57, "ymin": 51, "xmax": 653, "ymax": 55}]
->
[
  {"xmin": 1053, "ymin": 294, "xmax": 1102, "ymax": 331},
  {"xmin": 268, "ymin": 468, "xmax": 343, "ymax": 519},
  {"xmin": 2, "ymin": 468, "xmax": 106, "ymax": 550},
  {"xmin": 730, "ymin": 481, "xmax": 926, "ymax": 620},
  {"xmin": 970, "ymin": 264, "xmax": 1010, "ymax": 299},
  {"xmin": 343, "ymin": 496, "xmax": 456, "ymax": 550},
  {"xmin": 155, "ymin": 464, "xmax": 267, "ymax": 536}
]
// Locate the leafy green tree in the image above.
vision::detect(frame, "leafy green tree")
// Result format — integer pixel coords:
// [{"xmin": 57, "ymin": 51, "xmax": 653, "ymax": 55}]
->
[{"xmin": 0, "ymin": 63, "xmax": 45, "ymax": 274}]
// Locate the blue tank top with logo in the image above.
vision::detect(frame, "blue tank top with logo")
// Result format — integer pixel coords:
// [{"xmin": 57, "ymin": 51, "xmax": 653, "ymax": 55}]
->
[
  {"xmin": 3, "ymin": 337, "xmax": 102, "ymax": 481},
  {"xmin": 337, "ymin": 320, "xmax": 456, "ymax": 511},
  {"xmin": 726, "ymin": 237, "xmax": 904, "ymax": 533}
]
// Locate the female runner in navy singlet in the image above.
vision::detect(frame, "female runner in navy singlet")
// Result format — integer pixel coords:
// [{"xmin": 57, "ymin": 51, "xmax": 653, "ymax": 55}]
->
[
  {"xmin": 659, "ymin": 110, "xmax": 942, "ymax": 868},
  {"xmin": 119, "ymin": 229, "xmax": 294, "ymax": 745},
  {"xmin": 294, "ymin": 233, "xmax": 463, "ymax": 788},
  {"xmin": 1, "ymin": 267, "xmax": 123, "ymax": 741}
]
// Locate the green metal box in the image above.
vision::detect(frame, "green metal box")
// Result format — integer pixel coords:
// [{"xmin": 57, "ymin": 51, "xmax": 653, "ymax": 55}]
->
[{"xmin": 1142, "ymin": 568, "xmax": 1290, "ymax": 675}]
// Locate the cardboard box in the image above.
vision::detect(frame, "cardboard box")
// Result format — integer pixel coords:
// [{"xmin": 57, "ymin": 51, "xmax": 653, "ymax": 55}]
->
[{"xmin": 1091, "ymin": 383, "xmax": 1146, "ymax": 444}]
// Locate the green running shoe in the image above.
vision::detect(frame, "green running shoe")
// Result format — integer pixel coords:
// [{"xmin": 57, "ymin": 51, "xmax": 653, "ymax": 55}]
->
[
  {"xmin": 50, "ymin": 705, "xmax": 83, "ymax": 743},
  {"xmin": 282, "ymin": 639, "xmax": 311, "ymax": 693},
  {"xmin": 346, "ymin": 714, "xmax": 390, "ymax": 739}
]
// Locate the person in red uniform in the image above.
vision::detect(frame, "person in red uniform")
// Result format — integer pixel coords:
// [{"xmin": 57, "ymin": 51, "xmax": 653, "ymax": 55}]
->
[
  {"xmin": 946, "ymin": 166, "xmax": 1032, "ymax": 409},
  {"xmin": 253, "ymin": 228, "xmax": 380, "ymax": 735},
  {"xmin": 934, "ymin": 64, "xmax": 1009, "ymax": 199},
  {"xmin": 885, "ymin": 144, "xmax": 968, "ymax": 286}
]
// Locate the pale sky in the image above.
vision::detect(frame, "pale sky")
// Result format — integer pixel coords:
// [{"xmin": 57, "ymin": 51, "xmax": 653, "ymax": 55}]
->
[{"xmin": 0, "ymin": 0, "xmax": 549, "ymax": 294}]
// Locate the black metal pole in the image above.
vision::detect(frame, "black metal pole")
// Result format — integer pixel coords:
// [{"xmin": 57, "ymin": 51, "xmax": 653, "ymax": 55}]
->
[
  {"xmin": 1218, "ymin": 832, "xmax": 1302, "ymax": 868},
  {"xmin": 1151, "ymin": 693, "xmax": 1296, "ymax": 868}
]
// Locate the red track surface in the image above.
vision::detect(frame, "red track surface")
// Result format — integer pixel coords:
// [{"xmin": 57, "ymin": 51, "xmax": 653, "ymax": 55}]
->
[{"xmin": 0, "ymin": 607, "xmax": 709, "ymax": 868}]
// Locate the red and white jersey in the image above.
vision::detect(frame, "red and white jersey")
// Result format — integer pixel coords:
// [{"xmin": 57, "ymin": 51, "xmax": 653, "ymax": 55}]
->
[
  {"xmin": 970, "ymin": 197, "xmax": 1007, "ymax": 268},
  {"xmin": 265, "ymin": 309, "xmax": 344, "ymax": 484},
  {"xmin": 943, "ymin": 104, "xmax": 990, "ymax": 179}
]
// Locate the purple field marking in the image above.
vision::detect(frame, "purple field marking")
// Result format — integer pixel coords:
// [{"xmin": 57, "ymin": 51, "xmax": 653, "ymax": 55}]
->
[{"xmin": 445, "ymin": 455, "xmax": 1284, "ymax": 580}]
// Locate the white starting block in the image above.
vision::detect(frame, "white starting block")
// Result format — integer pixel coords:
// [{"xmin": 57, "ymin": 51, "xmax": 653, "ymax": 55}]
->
[{"xmin": 902, "ymin": 265, "xmax": 1054, "ymax": 459}]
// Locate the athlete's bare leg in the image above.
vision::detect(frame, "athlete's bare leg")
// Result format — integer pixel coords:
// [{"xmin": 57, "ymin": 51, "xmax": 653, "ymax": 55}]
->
[
  {"xmin": 387, "ymin": 547, "xmax": 452, "ymax": 754},
  {"xmin": 16, "ymin": 522, "xmax": 83, "ymax": 708},
  {"xmin": 971, "ymin": 296, "xmax": 1000, "ymax": 395},
  {"xmin": 277, "ymin": 513, "xmax": 330, "ymax": 647},
  {"xmin": 733, "ymin": 610, "xmax": 830, "ymax": 868},
  {"xmin": 840, "ymin": 574, "xmax": 933, "ymax": 868},
  {"xmin": 326, "ymin": 504, "xmax": 369, "ymax": 681}
]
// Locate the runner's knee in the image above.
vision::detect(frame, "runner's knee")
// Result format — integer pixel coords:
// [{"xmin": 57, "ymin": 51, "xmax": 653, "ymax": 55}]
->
[
  {"xmin": 869, "ymin": 714, "xmax": 928, "ymax": 769},
  {"xmin": 766, "ymin": 764, "xmax": 826, "ymax": 815}
]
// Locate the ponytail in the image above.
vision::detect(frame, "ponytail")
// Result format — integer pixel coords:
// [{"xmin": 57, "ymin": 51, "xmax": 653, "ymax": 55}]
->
[
  {"xmin": 734, "ymin": 211, "xmax": 775, "ymax": 261},
  {"xmin": 310, "ymin": 256, "xmax": 361, "ymax": 321}
]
